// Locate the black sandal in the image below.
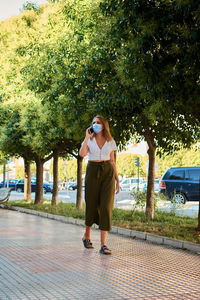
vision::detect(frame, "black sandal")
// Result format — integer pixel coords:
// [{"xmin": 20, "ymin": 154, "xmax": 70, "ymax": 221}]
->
[
  {"xmin": 82, "ymin": 238, "xmax": 94, "ymax": 249},
  {"xmin": 99, "ymin": 245, "xmax": 111, "ymax": 255}
]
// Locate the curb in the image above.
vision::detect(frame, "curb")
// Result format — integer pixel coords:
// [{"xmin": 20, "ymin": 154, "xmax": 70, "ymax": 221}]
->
[{"xmin": 1, "ymin": 204, "xmax": 200, "ymax": 255}]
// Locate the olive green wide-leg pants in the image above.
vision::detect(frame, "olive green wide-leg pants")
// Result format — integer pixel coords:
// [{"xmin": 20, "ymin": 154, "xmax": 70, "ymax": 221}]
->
[{"xmin": 85, "ymin": 161, "xmax": 115, "ymax": 231}]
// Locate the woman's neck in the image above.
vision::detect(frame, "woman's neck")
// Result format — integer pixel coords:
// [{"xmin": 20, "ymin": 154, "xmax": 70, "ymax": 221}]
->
[{"xmin": 95, "ymin": 132, "xmax": 104, "ymax": 139}]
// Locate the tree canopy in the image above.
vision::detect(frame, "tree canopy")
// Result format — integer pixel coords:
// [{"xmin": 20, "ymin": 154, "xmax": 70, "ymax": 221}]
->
[{"xmin": 0, "ymin": 0, "xmax": 199, "ymax": 219}]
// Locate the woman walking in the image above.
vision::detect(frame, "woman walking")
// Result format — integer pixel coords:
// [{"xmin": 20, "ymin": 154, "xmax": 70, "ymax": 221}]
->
[{"xmin": 79, "ymin": 115, "xmax": 120, "ymax": 255}]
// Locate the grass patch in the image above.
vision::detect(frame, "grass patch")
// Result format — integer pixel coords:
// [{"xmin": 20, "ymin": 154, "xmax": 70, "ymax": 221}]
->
[
  {"xmin": 8, "ymin": 200, "xmax": 200, "ymax": 244},
  {"xmin": 9, "ymin": 201, "xmax": 85, "ymax": 220}
]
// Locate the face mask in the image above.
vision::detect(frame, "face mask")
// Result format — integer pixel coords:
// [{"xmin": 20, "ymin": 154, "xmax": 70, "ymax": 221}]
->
[{"xmin": 93, "ymin": 123, "xmax": 102, "ymax": 134}]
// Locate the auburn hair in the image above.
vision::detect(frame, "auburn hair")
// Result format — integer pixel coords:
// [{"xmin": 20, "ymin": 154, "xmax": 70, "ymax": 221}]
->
[{"xmin": 91, "ymin": 115, "xmax": 113, "ymax": 142}]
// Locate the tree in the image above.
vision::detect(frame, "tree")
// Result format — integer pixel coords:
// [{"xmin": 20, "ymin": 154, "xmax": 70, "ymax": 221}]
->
[
  {"xmin": 17, "ymin": 0, "xmax": 101, "ymax": 208},
  {"xmin": 18, "ymin": 97, "xmax": 58, "ymax": 204},
  {"xmin": 21, "ymin": 1, "xmax": 38, "ymax": 11},
  {"xmin": 0, "ymin": 100, "xmax": 35, "ymax": 201},
  {"xmin": 78, "ymin": 0, "xmax": 200, "ymax": 220},
  {"xmin": 0, "ymin": 7, "xmax": 48, "ymax": 201},
  {"xmin": 1, "ymin": 0, "xmax": 199, "ymax": 221},
  {"xmin": 0, "ymin": 4, "xmax": 72, "ymax": 205}
]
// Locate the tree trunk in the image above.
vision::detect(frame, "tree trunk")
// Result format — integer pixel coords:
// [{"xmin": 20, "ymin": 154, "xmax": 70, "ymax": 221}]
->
[
  {"xmin": 76, "ymin": 156, "xmax": 83, "ymax": 210},
  {"xmin": 144, "ymin": 129, "xmax": 156, "ymax": 220},
  {"xmin": 34, "ymin": 157, "xmax": 44, "ymax": 204},
  {"xmin": 51, "ymin": 150, "xmax": 59, "ymax": 205},
  {"xmin": 24, "ymin": 159, "xmax": 31, "ymax": 202}
]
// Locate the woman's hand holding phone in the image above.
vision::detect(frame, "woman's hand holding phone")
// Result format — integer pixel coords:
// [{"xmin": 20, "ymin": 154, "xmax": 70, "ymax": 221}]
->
[
  {"xmin": 88, "ymin": 127, "xmax": 94, "ymax": 134},
  {"xmin": 86, "ymin": 126, "xmax": 94, "ymax": 139}
]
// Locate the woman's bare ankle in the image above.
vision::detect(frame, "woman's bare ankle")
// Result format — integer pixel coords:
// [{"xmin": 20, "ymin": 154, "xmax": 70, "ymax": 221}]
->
[{"xmin": 83, "ymin": 234, "xmax": 90, "ymax": 240}]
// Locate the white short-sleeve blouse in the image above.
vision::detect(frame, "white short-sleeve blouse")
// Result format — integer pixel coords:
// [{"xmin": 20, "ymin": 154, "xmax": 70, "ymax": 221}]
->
[{"xmin": 83, "ymin": 138, "xmax": 117, "ymax": 161}]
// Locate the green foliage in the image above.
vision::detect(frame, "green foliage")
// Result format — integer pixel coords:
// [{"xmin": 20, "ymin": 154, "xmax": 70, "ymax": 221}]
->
[
  {"xmin": 65, "ymin": 159, "xmax": 78, "ymax": 180},
  {"xmin": 14, "ymin": 162, "xmax": 36, "ymax": 179},
  {"xmin": 132, "ymin": 191, "xmax": 148, "ymax": 211},
  {"xmin": 116, "ymin": 153, "xmax": 146, "ymax": 177},
  {"xmin": 0, "ymin": 167, "xmax": 5, "ymax": 174},
  {"xmin": 0, "ymin": 0, "xmax": 199, "ymax": 215},
  {"xmin": 30, "ymin": 163, "xmax": 36, "ymax": 176},
  {"xmin": 49, "ymin": 157, "xmax": 87, "ymax": 180},
  {"xmin": 21, "ymin": 2, "xmax": 38, "ymax": 11},
  {"xmin": 15, "ymin": 166, "xmax": 24, "ymax": 179},
  {"xmin": 0, "ymin": 152, "xmax": 7, "ymax": 165},
  {"xmin": 156, "ymin": 146, "xmax": 200, "ymax": 177},
  {"xmin": 132, "ymin": 191, "xmax": 158, "ymax": 211},
  {"xmin": 49, "ymin": 158, "xmax": 66, "ymax": 180},
  {"xmin": 98, "ymin": 0, "xmax": 200, "ymax": 151}
]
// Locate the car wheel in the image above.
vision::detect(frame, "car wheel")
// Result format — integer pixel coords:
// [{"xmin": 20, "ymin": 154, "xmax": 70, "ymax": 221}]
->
[
  {"xmin": 172, "ymin": 193, "xmax": 186, "ymax": 204},
  {"xmin": 43, "ymin": 188, "xmax": 47, "ymax": 194},
  {"xmin": 16, "ymin": 187, "xmax": 23, "ymax": 193}
]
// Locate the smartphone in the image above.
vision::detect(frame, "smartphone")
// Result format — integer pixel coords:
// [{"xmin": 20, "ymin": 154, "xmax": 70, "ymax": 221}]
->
[{"xmin": 89, "ymin": 127, "xmax": 94, "ymax": 134}]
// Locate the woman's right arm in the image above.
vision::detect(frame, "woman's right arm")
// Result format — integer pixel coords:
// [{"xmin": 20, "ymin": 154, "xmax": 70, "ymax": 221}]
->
[{"xmin": 79, "ymin": 127, "xmax": 92, "ymax": 157}]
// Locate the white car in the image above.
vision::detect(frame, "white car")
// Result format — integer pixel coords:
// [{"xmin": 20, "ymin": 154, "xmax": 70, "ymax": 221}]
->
[
  {"xmin": 142, "ymin": 179, "xmax": 160, "ymax": 193},
  {"xmin": 120, "ymin": 177, "xmax": 145, "ymax": 191}
]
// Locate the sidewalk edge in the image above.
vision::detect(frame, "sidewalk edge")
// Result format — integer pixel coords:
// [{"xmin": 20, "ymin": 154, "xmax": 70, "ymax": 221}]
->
[{"xmin": 1, "ymin": 204, "xmax": 200, "ymax": 255}]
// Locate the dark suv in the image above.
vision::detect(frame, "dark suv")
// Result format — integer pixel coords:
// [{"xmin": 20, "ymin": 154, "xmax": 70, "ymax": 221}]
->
[
  {"xmin": 159, "ymin": 167, "xmax": 200, "ymax": 204},
  {"xmin": 15, "ymin": 179, "xmax": 53, "ymax": 194},
  {"xmin": 0, "ymin": 179, "xmax": 18, "ymax": 189}
]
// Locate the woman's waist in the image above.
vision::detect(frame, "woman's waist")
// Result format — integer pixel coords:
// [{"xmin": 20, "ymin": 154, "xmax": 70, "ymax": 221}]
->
[
  {"xmin": 88, "ymin": 160, "xmax": 111, "ymax": 165},
  {"xmin": 88, "ymin": 153, "xmax": 110, "ymax": 160}
]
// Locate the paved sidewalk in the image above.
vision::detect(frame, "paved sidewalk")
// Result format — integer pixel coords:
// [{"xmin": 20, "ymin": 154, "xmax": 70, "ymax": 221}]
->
[{"xmin": 0, "ymin": 209, "xmax": 200, "ymax": 300}]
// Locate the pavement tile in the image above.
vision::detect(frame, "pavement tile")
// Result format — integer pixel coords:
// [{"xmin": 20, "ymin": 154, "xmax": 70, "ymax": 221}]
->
[{"xmin": 0, "ymin": 208, "xmax": 200, "ymax": 299}]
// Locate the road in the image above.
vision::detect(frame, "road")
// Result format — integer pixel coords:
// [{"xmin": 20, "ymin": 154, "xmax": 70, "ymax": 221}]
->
[
  {"xmin": 9, "ymin": 190, "xmax": 135, "ymax": 206},
  {"xmin": 9, "ymin": 190, "xmax": 199, "ymax": 218}
]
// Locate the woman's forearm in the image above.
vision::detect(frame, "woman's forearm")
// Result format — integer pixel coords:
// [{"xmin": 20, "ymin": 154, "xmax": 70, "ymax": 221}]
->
[
  {"xmin": 79, "ymin": 138, "xmax": 89, "ymax": 157},
  {"xmin": 111, "ymin": 159, "xmax": 120, "ymax": 194},
  {"xmin": 110, "ymin": 160, "xmax": 119, "ymax": 183}
]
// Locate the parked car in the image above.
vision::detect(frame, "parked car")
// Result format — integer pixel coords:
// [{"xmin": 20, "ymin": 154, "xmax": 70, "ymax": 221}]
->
[
  {"xmin": 159, "ymin": 167, "xmax": 200, "ymax": 204},
  {"xmin": 58, "ymin": 181, "xmax": 66, "ymax": 190},
  {"xmin": 48, "ymin": 181, "xmax": 65, "ymax": 191},
  {"xmin": 0, "ymin": 179, "xmax": 18, "ymax": 189},
  {"xmin": 67, "ymin": 182, "xmax": 77, "ymax": 190},
  {"xmin": 143, "ymin": 179, "xmax": 160, "ymax": 193},
  {"xmin": 15, "ymin": 179, "xmax": 53, "ymax": 193},
  {"xmin": 67, "ymin": 182, "xmax": 85, "ymax": 190},
  {"xmin": 120, "ymin": 177, "xmax": 145, "ymax": 191}
]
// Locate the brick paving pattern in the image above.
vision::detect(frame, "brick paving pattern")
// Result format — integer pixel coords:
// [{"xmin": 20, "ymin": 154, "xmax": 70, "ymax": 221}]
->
[{"xmin": 0, "ymin": 209, "xmax": 200, "ymax": 299}]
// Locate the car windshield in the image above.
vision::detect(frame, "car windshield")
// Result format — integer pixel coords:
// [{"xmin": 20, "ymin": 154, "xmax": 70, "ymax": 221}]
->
[{"xmin": 122, "ymin": 180, "xmax": 129, "ymax": 184}]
